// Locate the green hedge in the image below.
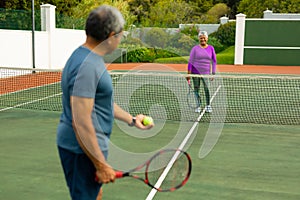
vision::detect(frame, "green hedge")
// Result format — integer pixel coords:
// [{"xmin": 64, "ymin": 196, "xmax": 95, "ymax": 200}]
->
[
  {"xmin": 210, "ymin": 21, "xmax": 236, "ymax": 47},
  {"xmin": 154, "ymin": 46, "xmax": 235, "ymax": 64}
]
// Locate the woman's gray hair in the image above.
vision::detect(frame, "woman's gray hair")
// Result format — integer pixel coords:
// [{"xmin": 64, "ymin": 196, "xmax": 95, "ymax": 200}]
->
[
  {"xmin": 198, "ymin": 31, "xmax": 208, "ymax": 38},
  {"xmin": 85, "ymin": 5, "xmax": 125, "ymax": 41}
]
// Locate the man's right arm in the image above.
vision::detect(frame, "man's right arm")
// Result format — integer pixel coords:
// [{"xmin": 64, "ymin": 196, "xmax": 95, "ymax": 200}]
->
[{"xmin": 71, "ymin": 96, "xmax": 116, "ymax": 183}]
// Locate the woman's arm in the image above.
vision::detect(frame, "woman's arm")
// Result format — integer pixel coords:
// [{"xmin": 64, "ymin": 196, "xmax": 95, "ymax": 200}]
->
[{"xmin": 211, "ymin": 46, "xmax": 217, "ymax": 75}]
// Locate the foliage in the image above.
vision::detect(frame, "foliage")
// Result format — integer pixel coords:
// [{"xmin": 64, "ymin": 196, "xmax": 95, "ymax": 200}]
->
[
  {"xmin": 238, "ymin": 0, "xmax": 300, "ymax": 18},
  {"xmin": 216, "ymin": 45, "xmax": 235, "ymax": 64},
  {"xmin": 123, "ymin": 46, "xmax": 180, "ymax": 63},
  {"xmin": 179, "ymin": 25, "xmax": 199, "ymax": 38},
  {"xmin": 127, "ymin": 0, "xmax": 155, "ymax": 26},
  {"xmin": 153, "ymin": 48, "xmax": 180, "ymax": 59},
  {"xmin": 70, "ymin": 0, "xmax": 136, "ymax": 29},
  {"xmin": 190, "ymin": 0, "xmax": 214, "ymax": 13},
  {"xmin": 154, "ymin": 56, "xmax": 189, "ymax": 64},
  {"xmin": 199, "ymin": 3, "xmax": 231, "ymax": 24},
  {"xmin": 120, "ymin": 35, "xmax": 145, "ymax": 46},
  {"xmin": 210, "ymin": 21, "xmax": 236, "ymax": 47},
  {"xmin": 56, "ymin": 13, "xmax": 85, "ymax": 29},
  {"xmin": 2, "ymin": 0, "xmax": 300, "ymax": 27},
  {"xmin": 176, "ymin": 35, "xmax": 198, "ymax": 55},
  {"xmin": 0, "ymin": 8, "xmax": 40, "ymax": 30},
  {"xmin": 178, "ymin": 25, "xmax": 199, "ymax": 45},
  {"xmin": 120, "ymin": 29, "xmax": 195, "ymax": 63},
  {"xmin": 163, "ymin": 46, "xmax": 188, "ymax": 57},
  {"xmin": 144, "ymin": 0, "xmax": 195, "ymax": 28},
  {"xmin": 154, "ymin": 45, "xmax": 235, "ymax": 64},
  {"xmin": 221, "ymin": 0, "xmax": 242, "ymax": 18},
  {"xmin": 125, "ymin": 46, "xmax": 152, "ymax": 62},
  {"xmin": 207, "ymin": 36, "xmax": 225, "ymax": 53},
  {"xmin": 143, "ymin": 27, "xmax": 168, "ymax": 48},
  {"xmin": 207, "ymin": 3, "xmax": 230, "ymax": 19},
  {"xmin": 1, "ymin": 0, "xmax": 80, "ymax": 15},
  {"xmin": 199, "ymin": 13, "xmax": 219, "ymax": 24}
]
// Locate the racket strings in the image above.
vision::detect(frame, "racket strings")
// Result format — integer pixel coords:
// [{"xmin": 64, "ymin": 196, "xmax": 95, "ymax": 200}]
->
[
  {"xmin": 187, "ymin": 84, "xmax": 200, "ymax": 109},
  {"xmin": 146, "ymin": 151, "xmax": 190, "ymax": 191}
]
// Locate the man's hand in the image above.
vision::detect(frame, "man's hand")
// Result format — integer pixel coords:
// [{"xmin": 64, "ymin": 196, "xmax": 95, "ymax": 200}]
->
[
  {"xmin": 134, "ymin": 114, "xmax": 154, "ymax": 130},
  {"xmin": 95, "ymin": 163, "xmax": 116, "ymax": 184}
]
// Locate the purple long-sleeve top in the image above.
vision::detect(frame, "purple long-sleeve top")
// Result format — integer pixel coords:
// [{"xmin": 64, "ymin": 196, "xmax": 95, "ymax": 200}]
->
[{"xmin": 188, "ymin": 45, "xmax": 217, "ymax": 75}]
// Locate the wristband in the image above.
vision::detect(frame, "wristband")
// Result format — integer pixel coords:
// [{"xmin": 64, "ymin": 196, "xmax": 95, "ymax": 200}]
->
[{"xmin": 128, "ymin": 117, "xmax": 136, "ymax": 126}]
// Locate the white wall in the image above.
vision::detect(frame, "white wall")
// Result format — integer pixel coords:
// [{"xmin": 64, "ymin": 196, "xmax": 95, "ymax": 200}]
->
[
  {"xmin": 0, "ymin": 4, "xmax": 86, "ymax": 70},
  {"xmin": 264, "ymin": 9, "xmax": 300, "ymax": 19},
  {"xmin": 51, "ymin": 29, "xmax": 86, "ymax": 68},
  {"xmin": 0, "ymin": 29, "xmax": 35, "ymax": 68},
  {"xmin": 0, "ymin": 28, "xmax": 85, "ymax": 69}
]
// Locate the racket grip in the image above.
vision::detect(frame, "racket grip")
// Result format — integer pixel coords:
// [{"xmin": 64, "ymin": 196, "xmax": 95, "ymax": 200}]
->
[
  {"xmin": 115, "ymin": 171, "xmax": 124, "ymax": 178},
  {"xmin": 94, "ymin": 171, "xmax": 123, "ymax": 182}
]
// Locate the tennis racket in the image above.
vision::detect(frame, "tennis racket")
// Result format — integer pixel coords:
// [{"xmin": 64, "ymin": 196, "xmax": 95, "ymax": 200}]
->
[
  {"xmin": 187, "ymin": 79, "xmax": 199, "ymax": 109},
  {"xmin": 96, "ymin": 149, "xmax": 192, "ymax": 192}
]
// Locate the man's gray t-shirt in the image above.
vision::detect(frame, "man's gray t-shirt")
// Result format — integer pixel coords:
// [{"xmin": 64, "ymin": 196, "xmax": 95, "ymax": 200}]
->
[{"xmin": 57, "ymin": 46, "xmax": 113, "ymax": 156}]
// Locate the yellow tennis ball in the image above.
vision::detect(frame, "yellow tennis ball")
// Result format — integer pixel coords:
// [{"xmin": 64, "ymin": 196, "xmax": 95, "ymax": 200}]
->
[{"xmin": 143, "ymin": 116, "xmax": 153, "ymax": 126}]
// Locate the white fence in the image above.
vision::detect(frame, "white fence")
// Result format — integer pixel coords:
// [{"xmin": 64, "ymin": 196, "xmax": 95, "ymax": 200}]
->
[
  {"xmin": 0, "ymin": 28, "xmax": 85, "ymax": 69},
  {"xmin": 0, "ymin": 4, "xmax": 85, "ymax": 69}
]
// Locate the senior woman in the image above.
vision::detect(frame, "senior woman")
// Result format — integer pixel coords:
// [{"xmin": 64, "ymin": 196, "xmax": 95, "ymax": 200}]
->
[{"xmin": 187, "ymin": 31, "xmax": 217, "ymax": 113}]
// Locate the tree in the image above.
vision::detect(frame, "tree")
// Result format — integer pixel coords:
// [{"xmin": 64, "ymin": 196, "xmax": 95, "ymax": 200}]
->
[
  {"xmin": 144, "ymin": 0, "xmax": 195, "ymax": 27},
  {"xmin": 238, "ymin": 0, "xmax": 300, "ymax": 18},
  {"xmin": 207, "ymin": 3, "xmax": 230, "ymax": 20},
  {"xmin": 200, "ymin": 0, "xmax": 242, "ymax": 18},
  {"xmin": 127, "ymin": 0, "xmax": 159, "ymax": 26},
  {"xmin": 1, "ymin": 0, "xmax": 81, "ymax": 15},
  {"xmin": 181, "ymin": 0, "xmax": 213, "ymax": 13},
  {"xmin": 70, "ymin": 0, "xmax": 136, "ymax": 29},
  {"xmin": 225, "ymin": 0, "xmax": 242, "ymax": 18}
]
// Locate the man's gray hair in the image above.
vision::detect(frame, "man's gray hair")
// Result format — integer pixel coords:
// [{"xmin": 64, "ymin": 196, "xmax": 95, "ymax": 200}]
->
[{"xmin": 85, "ymin": 5, "xmax": 125, "ymax": 41}]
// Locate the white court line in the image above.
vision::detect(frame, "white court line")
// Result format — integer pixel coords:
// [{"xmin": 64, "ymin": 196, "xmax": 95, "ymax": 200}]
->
[
  {"xmin": 0, "ymin": 93, "xmax": 62, "ymax": 112},
  {"xmin": 145, "ymin": 85, "xmax": 222, "ymax": 200}
]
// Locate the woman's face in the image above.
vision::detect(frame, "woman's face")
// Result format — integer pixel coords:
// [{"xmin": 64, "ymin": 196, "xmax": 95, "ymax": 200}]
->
[{"xmin": 199, "ymin": 35, "xmax": 208, "ymax": 45}]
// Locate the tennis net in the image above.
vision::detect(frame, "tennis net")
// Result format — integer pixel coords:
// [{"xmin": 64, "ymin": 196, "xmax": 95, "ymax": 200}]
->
[{"xmin": 0, "ymin": 67, "xmax": 299, "ymax": 125}]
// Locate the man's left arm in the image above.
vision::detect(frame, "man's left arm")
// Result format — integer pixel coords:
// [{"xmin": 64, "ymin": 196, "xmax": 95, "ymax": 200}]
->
[{"xmin": 113, "ymin": 103, "xmax": 153, "ymax": 129}]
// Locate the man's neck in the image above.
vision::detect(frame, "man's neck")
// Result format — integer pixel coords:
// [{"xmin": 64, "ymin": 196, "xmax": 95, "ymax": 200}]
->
[{"xmin": 83, "ymin": 37, "xmax": 107, "ymax": 56}]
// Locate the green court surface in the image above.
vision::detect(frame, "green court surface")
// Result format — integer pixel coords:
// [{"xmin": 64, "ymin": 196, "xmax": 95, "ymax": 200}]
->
[{"xmin": 0, "ymin": 109, "xmax": 299, "ymax": 200}]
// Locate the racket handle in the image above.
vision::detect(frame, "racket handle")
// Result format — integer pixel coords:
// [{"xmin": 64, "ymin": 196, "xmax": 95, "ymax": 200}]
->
[
  {"xmin": 187, "ymin": 79, "xmax": 191, "ymax": 84},
  {"xmin": 94, "ymin": 171, "xmax": 124, "ymax": 182},
  {"xmin": 115, "ymin": 171, "xmax": 124, "ymax": 178}
]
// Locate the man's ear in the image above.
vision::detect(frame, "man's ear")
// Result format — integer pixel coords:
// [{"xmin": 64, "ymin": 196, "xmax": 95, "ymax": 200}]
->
[{"xmin": 108, "ymin": 32, "xmax": 116, "ymax": 38}]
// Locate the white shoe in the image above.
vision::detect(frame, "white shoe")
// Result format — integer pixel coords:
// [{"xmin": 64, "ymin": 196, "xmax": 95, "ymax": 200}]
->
[
  {"xmin": 205, "ymin": 105, "xmax": 212, "ymax": 113},
  {"xmin": 195, "ymin": 107, "xmax": 201, "ymax": 113}
]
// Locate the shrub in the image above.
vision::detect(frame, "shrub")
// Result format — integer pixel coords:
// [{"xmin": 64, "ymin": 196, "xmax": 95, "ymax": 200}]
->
[
  {"xmin": 216, "ymin": 46, "xmax": 235, "ymax": 64},
  {"xmin": 154, "ymin": 56, "xmax": 189, "ymax": 64},
  {"xmin": 125, "ymin": 46, "xmax": 152, "ymax": 62},
  {"xmin": 210, "ymin": 21, "xmax": 236, "ymax": 47},
  {"xmin": 121, "ymin": 35, "xmax": 145, "ymax": 46},
  {"xmin": 207, "ymin": 36, "xmax": 226, "ymax": 53},
  {"xmin": 143, "ymin": 27, "xmax": 169, "ymax": 48},
  {"xmin": 179, "ymin": 25, "xmax": 199, "ymax": 38},
  {"xmin": 154, "ymin": 48, "xmax": 178, "ymax": 59}
]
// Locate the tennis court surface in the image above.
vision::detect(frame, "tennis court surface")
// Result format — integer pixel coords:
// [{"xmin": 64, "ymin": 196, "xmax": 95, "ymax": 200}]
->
[{"xmin": 0, "ymin": 65, "xmax": 299, "ymax": 200}]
